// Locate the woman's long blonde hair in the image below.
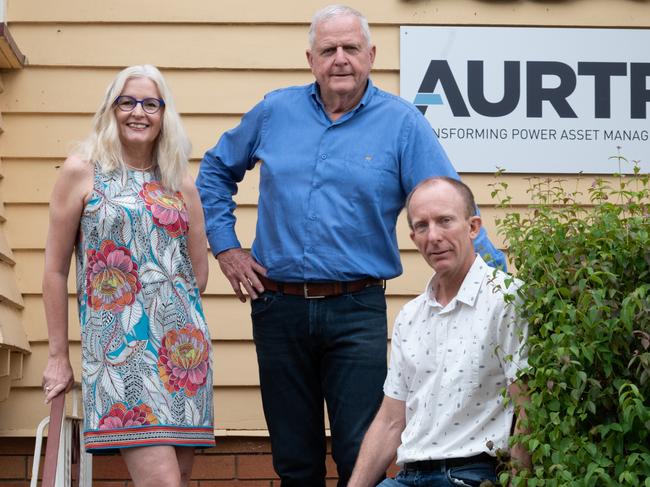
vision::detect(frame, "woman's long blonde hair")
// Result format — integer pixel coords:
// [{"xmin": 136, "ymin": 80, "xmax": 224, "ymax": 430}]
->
[{"xmin": 75, "ymin": 64, "xmax": 190, "ymax": 191}]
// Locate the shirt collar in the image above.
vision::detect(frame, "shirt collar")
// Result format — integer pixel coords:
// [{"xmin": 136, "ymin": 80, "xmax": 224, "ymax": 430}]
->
[
  {"xmin": 424, "ymin": 254, "xmax": 489, "ymax": 310},
  {"xmin": 310, "ymin": 78, "xmax": 376, "ymax": 115}
]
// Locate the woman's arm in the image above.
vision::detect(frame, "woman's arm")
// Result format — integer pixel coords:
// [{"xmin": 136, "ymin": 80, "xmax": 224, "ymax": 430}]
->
[
  {"xmin": 181, "ymin": 173, "xmax": 209, "ymax": 293},
  {"xmin": 42, "ymin": 155, "xmax": 93, "ymax": 403}
]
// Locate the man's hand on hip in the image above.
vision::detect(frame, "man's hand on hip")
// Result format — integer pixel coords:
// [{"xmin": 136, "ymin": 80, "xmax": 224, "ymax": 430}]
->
[{"xmin": 217, "ymin": 248, "xmax": 267, "ymax": 302}]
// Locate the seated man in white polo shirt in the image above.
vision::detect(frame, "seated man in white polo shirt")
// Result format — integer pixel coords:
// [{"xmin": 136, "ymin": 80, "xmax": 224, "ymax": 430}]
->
[{"xmin": 348, "ymin": 176, "xmax": 530, "ymax": 487}]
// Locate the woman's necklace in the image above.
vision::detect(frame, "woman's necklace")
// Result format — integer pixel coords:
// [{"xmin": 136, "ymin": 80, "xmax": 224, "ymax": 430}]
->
[{"xmin": 125, "ymin": 162, "xmax": 154, "ymax": 172}]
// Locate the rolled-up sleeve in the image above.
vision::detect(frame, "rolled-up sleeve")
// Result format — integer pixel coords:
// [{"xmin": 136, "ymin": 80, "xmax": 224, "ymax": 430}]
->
[
  {"xmin": 383, "ymin": 310, "xmax": 409, "ymax": 401},
  {"xmin": 196, "ymin": 100, "xmax": 265, "ymax": 256}
]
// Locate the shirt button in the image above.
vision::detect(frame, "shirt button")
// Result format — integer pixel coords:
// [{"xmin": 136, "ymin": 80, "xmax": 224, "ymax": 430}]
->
[
  {"xmin": 309, "ymin": 214, "xmax": 317, "ymax": 220},
  {"xmin": 320, "ymin": 154, "xmax": 327, "ymax": 160}
]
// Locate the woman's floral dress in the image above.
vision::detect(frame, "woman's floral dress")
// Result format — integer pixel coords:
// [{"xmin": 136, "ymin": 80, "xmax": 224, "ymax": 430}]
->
[{"xmin": 76, "ymin": 165, "xmax": 214, "ymax": 452}]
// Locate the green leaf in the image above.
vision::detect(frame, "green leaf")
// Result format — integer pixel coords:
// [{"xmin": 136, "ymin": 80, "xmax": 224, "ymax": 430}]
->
[
  {"xmin": 584, "ymin": 443, "xmax": 598, "ymax": 457},
  {"xmin": 529, "ymin": 438, "xmax": 540, "ymax": 452}
]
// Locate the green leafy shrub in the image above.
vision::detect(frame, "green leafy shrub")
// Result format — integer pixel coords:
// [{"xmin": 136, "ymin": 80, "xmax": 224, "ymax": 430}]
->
[{"xmin": 491, "ymin": 155, "xmax": 650, "ymax": 487}]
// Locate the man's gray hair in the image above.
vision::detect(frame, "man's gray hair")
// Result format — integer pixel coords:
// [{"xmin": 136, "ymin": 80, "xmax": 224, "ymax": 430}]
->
[{"xmin": 308, "ymin": 5, "xmax": 372, "ymax": 48}]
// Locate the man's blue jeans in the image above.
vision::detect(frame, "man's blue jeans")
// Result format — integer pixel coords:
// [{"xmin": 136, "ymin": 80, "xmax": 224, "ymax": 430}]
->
[
  {"xmin": 378, "ymin": 460, "xmax": 498, "ymax": 487},
  {"xmin": 251, "ymin": 285, "xmax": 387, "ymax": 486}
]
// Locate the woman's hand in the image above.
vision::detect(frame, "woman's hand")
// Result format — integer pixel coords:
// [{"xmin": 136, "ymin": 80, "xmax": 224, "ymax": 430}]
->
[{"xmin": 42, "ymin": 355, "xmax": 74, "ymax": 404}]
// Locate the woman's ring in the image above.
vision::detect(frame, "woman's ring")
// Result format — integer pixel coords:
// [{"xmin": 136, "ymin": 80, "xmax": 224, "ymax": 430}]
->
[{"xmin": 45, "ymin": 386, "xmax": 52, "ymax": 391}]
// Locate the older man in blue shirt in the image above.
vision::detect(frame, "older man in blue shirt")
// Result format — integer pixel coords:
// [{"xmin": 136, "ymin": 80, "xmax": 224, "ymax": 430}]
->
[{"xmin": 197, "ymin": 5, "xmax": 505, "ymax": 486}]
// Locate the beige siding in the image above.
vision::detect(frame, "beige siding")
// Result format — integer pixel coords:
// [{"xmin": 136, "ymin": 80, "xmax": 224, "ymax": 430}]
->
[
  {"xmin": 9, "ymin": 0, "xmax": 650, "ymax": 26},
  {"xmin": 0, "ymin": 71, "xmax": 30, "ymax": 406},
  {"xmin": 0, "ymin": 386, "xmax": 265, "ymax": 435},
  {"xmin": 0, "ymin": 0, "xmax": 647, "ymax": 435},
  {"xmin": 0, "ymin": 68, "xmax": 398, "ymax": 114},
  {"xmin": 0, "ymin": 113, "xmax": 243, "ymax": 159}
]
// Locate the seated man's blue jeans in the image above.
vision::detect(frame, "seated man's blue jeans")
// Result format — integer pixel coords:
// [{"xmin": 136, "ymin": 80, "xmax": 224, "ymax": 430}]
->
[
  {"xmin": 251, "ymin": 285, "xmax": 387, "ymax": 487},
  {"xmin": 378, "ymin": 460, "xmax": 498, "ymax": 487}
]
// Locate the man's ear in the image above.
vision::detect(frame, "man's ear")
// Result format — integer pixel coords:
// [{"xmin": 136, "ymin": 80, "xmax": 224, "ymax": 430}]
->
[
  {"xmin": 369, "ymin": 45, "xmax": 376, "ymax": 65},
  {"xmin": 469, "ymin": 216, "xmax": 482, "ymax": 240},
  {"xmin": 306, "ymin": 49, "xmax": 314, "ymax": 69},
  {"xmin": 409, "ymin": 229, "xmax": 416, "ymax": 244}
]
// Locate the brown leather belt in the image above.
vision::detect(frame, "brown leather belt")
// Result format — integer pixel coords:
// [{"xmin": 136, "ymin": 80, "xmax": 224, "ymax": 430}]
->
[
  {"xmin": 257, "ymin": 274, "xmax": 384, "ymax": 299},
  {"xmin": 404, "ymin": 452, "xmax": 496, "ymax": 472}
]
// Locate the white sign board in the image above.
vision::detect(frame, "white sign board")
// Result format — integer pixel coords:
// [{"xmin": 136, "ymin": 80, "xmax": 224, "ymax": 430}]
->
[{"xmin": 400, "ymin": 27, "xmax": 650, "ymax": 173}]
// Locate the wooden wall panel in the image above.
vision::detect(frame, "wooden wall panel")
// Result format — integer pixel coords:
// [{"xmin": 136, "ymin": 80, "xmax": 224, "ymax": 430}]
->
[
  {"xmin": 0, "ymin": 260, "xmax": 23, "ymax": 307},
  {"xmin": 0, "ymin": 67, "xmax": 398, "ymax": 115},
  {"xmin": 0, "ymin": 65, "xmax": 31, "ymax": 409},
  {"xmin": 9, "ymin": 0, "xmax": 650, "ymax": 27},
  {"xmin": 0, "ymin": 303, "xmax": 28, "ymax": 349},
  {"xmin": 0, "ymin": 386, "xmax": 267, "ymax": 434},
  {"xmin": 16, "ymin": 342, "xmax": 261, "ymax": 388},
  {"xmin": 0, "ymin": 113, "xmax": 242, "ymax": 159},
  {"xmin": 212, "ymin": 387, "xmax": 266, "ymax": 431},
  {"xmin": 0, "ymin": 224, "xmax": 15, "ymax": 262},
  {"xmin": 0, "ymin": 159, "xmax": 60, "ymax": 204},
  {"xmin": 9, "ymin": 24, "xmax": 397, "ymax": 70}
]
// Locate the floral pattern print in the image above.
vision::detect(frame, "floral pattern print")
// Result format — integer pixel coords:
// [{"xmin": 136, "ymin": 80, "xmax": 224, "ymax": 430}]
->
[
  {"xmin": 77, "ymin": 166, "xmax": 214, "ymax": 452},
  {"xmin": 139, "ymin": 181, "xmax": 188, "ymax": 238},
  {"xmin": 98, "ymin": 403, "xmax": 157, "ymax": 430},
  {"xmin": 86, "ymin": 240, "xmax": 141, "ymax": 313},
  {"xmin": 158, "ymin": 324, "xmax": 210, "ymax": 397}
]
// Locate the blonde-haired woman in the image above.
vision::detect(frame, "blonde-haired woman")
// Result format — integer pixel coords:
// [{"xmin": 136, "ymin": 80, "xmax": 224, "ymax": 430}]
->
[{"xmin": 42, "ymin": 65, "xmax": 214, "ymax": 486}]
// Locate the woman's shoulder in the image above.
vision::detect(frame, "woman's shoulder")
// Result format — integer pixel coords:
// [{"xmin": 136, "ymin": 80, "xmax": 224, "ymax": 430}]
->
[
  {"xmin": 55, "ymin": 155, "xmax": 95, "ymax": 203},
  {"xmin": 179, "ymin": 170, "xmax": 198, "ymax": 193},
  {"xmin": 60, "ymin": 154, "xmax": 95, "ymax": 178}
]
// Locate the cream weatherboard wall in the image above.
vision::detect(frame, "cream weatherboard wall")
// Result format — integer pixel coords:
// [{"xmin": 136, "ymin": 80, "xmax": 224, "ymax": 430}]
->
[
  {"xmin": 0, "ymin": 22, "xmax": 29, "ymax": 417},
  {"xmin": 0, "ymin": 0, "xmax": 647, "ymax": 436}
]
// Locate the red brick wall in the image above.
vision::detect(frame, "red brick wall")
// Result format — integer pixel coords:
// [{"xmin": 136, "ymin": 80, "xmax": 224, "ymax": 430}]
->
[{"xmin": 0, "ymin": 437, "xmax": 360, "ymax": 486}]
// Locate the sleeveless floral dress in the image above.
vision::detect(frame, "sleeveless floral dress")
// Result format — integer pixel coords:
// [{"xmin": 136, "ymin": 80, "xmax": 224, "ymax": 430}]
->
[{"xmin": 76, "ymin": 165, "xmax": 215, "ymax": 452}]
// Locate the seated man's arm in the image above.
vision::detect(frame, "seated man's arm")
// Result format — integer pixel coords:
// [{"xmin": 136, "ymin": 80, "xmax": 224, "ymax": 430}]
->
[
  {"xmin": 348, "ymin": 395, "xmax": 406, "ymax": 487},
  {"xmin": 508, "ymin": 380, "xmax": 532, "ymax": 476}
]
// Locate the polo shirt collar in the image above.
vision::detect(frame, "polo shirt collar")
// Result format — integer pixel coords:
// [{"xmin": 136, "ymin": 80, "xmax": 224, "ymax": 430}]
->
[{"xmin": 424, "ymin": 254, "xmax": 488, "ymax": 310}]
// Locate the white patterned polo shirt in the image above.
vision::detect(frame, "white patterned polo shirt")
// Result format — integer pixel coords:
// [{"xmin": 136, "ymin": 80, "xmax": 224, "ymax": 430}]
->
[{"xmin": 384, "ymin": 254, "xmax": 528, "ymax": 465}]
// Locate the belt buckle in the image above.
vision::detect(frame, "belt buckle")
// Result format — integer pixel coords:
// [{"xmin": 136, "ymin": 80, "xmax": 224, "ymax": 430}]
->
[{"xmin": 304, "ymin": 283, "xmax": 325, "ymax": 299}]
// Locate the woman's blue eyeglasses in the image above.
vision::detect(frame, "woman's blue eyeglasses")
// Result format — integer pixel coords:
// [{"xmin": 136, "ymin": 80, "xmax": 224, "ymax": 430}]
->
[{"xmin": 114, "ymin": 95, "xmax": 165, "ymax": 114}]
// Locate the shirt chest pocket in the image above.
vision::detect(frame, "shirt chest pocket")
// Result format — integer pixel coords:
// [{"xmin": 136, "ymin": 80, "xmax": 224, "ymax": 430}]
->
[
  {"xmin": 342, "ymin": 151, "xmax": 396, "ymax": 205},
  {"xmin": 438, "ymin": 332, "xmax": 483, "ymax": 399}
]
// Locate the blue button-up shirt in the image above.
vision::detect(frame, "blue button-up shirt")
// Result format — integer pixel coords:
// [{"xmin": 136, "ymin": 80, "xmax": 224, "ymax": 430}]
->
[{"xmin": 197, "ymin": 80, "xmax": 505, "ymax": 281}]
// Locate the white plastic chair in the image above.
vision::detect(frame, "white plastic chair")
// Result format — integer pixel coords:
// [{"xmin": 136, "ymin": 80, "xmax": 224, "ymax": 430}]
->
[{"xmin": 31, "ymin": 385, "xmax": 92, "ymax": 487}]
